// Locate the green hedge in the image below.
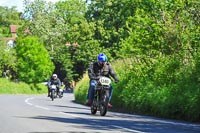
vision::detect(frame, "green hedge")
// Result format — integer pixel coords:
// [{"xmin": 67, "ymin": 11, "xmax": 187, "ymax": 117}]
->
[{"xmin": 74, "ymin": 57, "xmax": 200, "ymax": 122}]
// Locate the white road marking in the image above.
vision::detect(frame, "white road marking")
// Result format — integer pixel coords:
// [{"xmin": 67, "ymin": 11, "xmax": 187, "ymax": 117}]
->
[
  {"xmin": 112, "ymin": 125, "xmax": 146, "ymax": 133},
  {"xmin": 59, "ymin": 112, "xmax": 80, "ymax": 118},
  {"xmin": 35, "ymin": 105, "xmax": 49, "ymax": 110},
  {"xmin": 25, "ymin": 97, "xmax": 34, "ymax": 106},
  {"xmin": 151, "ymin": 119, "xmax": 199, "ymax": 128},
  {"xmin": 25, "ymin": 97, "xmax": 50, "ymax": 110}
]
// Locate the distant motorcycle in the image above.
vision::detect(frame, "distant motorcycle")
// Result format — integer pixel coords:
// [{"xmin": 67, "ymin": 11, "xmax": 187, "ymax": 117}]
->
[
  {"xmin": 91, "ymin": 76, "xmax": 111, "ymax": 116},
  {"xmin": 50, "ymin": 85, "xmax": 63, "ymax": 101},
  {"xmin": 63, "ymin": 81, "xmax": 74, "ymax": 93}
]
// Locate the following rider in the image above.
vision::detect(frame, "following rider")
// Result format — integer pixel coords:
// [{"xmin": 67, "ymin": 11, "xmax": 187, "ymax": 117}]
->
[{"xmin": 47, "ymin": 74, "xmax": 61, "ymax": 97}]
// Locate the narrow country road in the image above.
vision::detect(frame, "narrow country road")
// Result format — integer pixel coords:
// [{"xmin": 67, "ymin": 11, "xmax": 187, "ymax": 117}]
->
[{"xmin": 0, "ymin": 93, "xmax": 199, "ymax": 133}]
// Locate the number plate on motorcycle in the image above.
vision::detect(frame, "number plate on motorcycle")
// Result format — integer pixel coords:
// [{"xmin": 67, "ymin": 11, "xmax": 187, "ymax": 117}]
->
[
  {"xmin": 51, "ymin": 85, "xmax": 56, "ymax": 89},
  {"xmin": 99, "ymin": 77, "xmax": 111, "ymax": 86}
]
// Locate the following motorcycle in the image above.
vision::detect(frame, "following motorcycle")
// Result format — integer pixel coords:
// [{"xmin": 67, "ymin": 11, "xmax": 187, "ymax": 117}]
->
[
  {"xmin": 91, "ymin": 76, "xmax": 111, "ymax": 116},
  {"xmin": 50, "ymin": 85, "xmax": 63, "ymax": 101}
]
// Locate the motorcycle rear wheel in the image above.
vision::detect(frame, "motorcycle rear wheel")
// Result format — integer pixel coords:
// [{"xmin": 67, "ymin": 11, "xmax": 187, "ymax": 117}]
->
[{"xmin": 58, "ymin": 92, "xmax": 63, "ymax": 98}]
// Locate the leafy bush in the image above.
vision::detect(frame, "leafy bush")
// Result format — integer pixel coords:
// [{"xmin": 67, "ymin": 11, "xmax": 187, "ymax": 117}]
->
[{"xmin": 16, "ymin": 36, "xmax": 55, "ymax": 83}]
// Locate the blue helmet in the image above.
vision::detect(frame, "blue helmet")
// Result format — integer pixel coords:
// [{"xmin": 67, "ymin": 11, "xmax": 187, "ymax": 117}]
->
[{"xmin": 97, "ymin": 53, "xmax": 107, "ymax": 62}]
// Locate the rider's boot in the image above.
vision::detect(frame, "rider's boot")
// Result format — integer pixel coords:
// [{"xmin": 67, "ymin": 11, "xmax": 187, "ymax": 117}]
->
[
  {"xmin": 85, "ymin": 100, "xmax": 93, "ymax": 106},
  {"xmin": 108, "ymin": 102, "xmax": 112, "ymax": 108}
]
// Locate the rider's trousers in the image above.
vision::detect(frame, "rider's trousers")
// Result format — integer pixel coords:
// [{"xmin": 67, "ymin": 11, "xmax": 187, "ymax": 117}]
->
[{"xmin": 87, "ymin": 80, "xmax": 113, "ymax": 101}]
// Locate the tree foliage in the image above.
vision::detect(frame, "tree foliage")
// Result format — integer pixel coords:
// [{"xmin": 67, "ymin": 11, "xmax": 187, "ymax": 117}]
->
[
  {"xmin": 0, "ymin": 6, "xmax": 23, "ymax": 37},
  {"xmin": 16, "ymin": 36, "xmax": 55, "ymax": 83},
  {"xmin": 0, "ymin": 36, "xmax": 17, "ymax": 79},
  {"xmin": 119, "ymin": 0, "xmax": 200, "ymax": 57},
  {"xmin": 0, "ymin": 6, "xmax": 21, "ymax": 79},
  {"xmin": 22, "ymin": 0, "xmax": 91, "ymax": 81},
  {"xmin": 86, "ymin": 0, "xmax": 136, "ymax": 56}
]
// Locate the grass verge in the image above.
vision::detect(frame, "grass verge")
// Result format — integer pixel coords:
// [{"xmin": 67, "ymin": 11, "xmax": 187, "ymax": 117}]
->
[{"xmin": 0, "ymin": 78, "xmax": 47, "ymax": 94}]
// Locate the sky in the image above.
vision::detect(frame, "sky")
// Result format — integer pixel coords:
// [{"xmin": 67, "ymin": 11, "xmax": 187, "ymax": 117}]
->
[{"xmin": 0, "ymin": 0, "xmax": 60, "ymax": 12}]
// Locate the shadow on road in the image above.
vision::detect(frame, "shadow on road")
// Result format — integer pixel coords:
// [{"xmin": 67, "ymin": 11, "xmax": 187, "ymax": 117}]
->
[
  {"xmin": 26, "ymin": 115, "xmax": 200, "ymax": 133},
  {"xmin": 28, "ymin": 115, "xmax": 136, "ymax": 132},
  {"xmin": 29, "ymin": 132, "xmax": 65, "ymax": 133}
]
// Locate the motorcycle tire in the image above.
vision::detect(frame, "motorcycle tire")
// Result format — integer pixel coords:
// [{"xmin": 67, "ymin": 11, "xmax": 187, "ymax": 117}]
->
[
  {"xmin": 59, "ymin": 93, "xmax": 63, "ymax": 98},
  {"xmin": 100, "ymin": 92, "xmax": 109, "ymax": 116},
  {"xmin": 100, "ymin": 103, "xmax": 107, "ymax": 116},
  {"xmin": 91, "ymin": 100, "xmax": 97, "ymax": 115},
  {"xmin": 51, "ymin": 90, "xmax": 55, "ymax": 101}
]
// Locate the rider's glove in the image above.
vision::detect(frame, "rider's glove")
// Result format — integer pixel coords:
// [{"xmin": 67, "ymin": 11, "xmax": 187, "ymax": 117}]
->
[{"xmin": 94, "ymin": 76, "xmax": 100, "ymax": 80}]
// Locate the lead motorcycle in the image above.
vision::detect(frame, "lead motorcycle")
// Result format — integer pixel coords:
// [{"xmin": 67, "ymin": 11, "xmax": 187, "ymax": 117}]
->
[
  {"xmin": 50, "ymin": 85, "xmax": 63, "ymax": 101},
  {"xmin": 91, "ymin": 76, "xmax": 111, "ymax": 116}
]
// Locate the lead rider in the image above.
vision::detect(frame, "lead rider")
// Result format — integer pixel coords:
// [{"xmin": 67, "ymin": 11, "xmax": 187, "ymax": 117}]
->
[{"xmin": 86, "ymin": 53, "xmax": 119, "ymax": 108}]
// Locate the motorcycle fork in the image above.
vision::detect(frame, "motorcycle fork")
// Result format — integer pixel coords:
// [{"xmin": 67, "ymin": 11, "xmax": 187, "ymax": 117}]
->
[
  {"xmin": 93, "ymin": 90, "xmax": 99, "ymax": 106},
  {"xmin": 103, "ymin": 89, "xmax": 109, "ymax": 104}
]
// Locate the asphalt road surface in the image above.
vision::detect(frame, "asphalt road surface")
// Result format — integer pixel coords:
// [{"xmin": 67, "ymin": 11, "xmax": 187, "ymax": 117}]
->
[{"xmin": 0, "ymin": 93, "xmax": 199, "ymax": 133}]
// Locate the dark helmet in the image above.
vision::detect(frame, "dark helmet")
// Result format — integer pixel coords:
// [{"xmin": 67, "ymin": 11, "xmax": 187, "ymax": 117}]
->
[{"xmin": 97, "ymin": 53, "xmax": 107, "ymax": 62}]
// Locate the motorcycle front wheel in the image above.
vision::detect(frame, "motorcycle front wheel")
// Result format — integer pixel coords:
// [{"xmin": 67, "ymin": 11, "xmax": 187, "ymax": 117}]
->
[
  {"xmin": 100, "ymin": 92, "xmax": 109, "ymax": 116},
  {"xmin": 51, "ymin": 90, "xmax": 55, "ymax": 101},
  {"xmin": 99, "ymin": 103, "xmax": 107, "ymax": 116},
  {"xmin": 91, "ymin": 100, "xmax": 97, "ymax": 115}
]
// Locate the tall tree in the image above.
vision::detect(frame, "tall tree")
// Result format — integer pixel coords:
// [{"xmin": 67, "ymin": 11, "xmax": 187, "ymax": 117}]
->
[
  {"xmin": 22, "ymin": 0, "xmax": 73, "ymax": 80},
  {"xmin": 56, "ymin": 0, "xmax": 106, "ymax": 79},
  {"xmin": 22, "ymin": 0, "xmax": 105, "ymax": 80},
  {"xmin": 86, "ymin": 0, "xmax": 136, "ymax": 56}
]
